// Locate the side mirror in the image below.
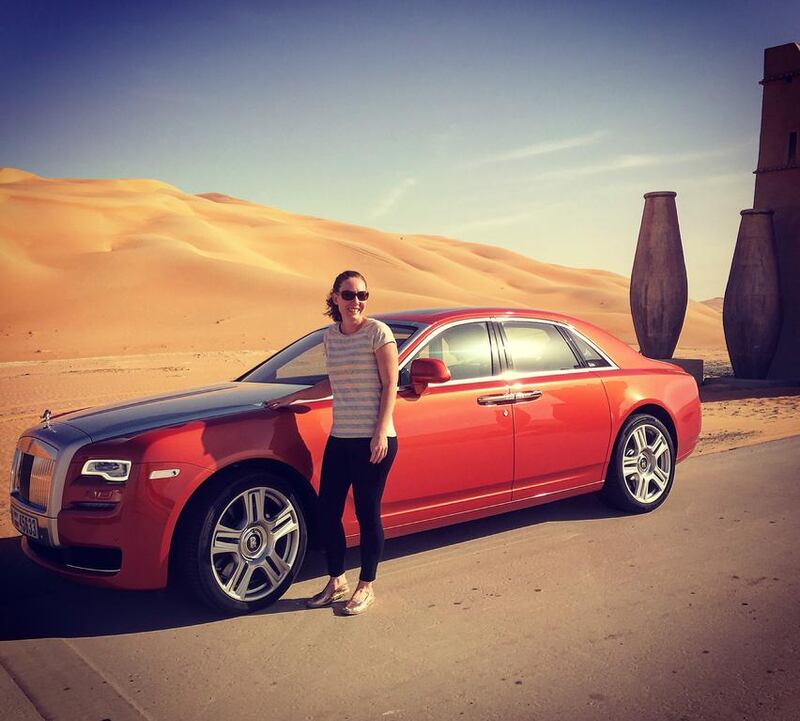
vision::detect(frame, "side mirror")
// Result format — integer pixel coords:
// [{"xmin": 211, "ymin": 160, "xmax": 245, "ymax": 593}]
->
[{"xmin": 410, "ymin": 358, "xmax": 451, "ymax": 395}]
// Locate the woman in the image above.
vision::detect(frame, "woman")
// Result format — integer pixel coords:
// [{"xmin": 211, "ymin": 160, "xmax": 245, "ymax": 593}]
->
[{"xmin": 266, "ymin": 270, "xmax": 399, "ymax": 615}]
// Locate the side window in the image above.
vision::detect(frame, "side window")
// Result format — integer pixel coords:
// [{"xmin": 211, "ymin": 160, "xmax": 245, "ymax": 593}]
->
[
  {"xmin": 566, "ymin": 330, "xmax": 611, "ymax": 368},
  {"xmin": 237, "ymin": 328, "xmax": 329, "ymax": 385},
  {"xmin": 502, "ymin": 322, "xmax": 580, "ymax": 373},
  {"xmin": 238, "ymin": 322, "xmax": 423, "ymax": 385},
  {"xmin": 389, "ymin": 325, "xmax": 418, "ymax": 347},
  {"xmin": 399, "ymin": 322, "xmax": 493, "ymax": 385},
  {"xmin": 274, "ymin": 340, "xmax": 327, "ymax": 382}
]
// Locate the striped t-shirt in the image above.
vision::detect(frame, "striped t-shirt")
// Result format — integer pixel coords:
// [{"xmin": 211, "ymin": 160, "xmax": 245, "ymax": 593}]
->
[{"xmin": 323, "ymin": 317, "xmax": 397, "ymax": 438}]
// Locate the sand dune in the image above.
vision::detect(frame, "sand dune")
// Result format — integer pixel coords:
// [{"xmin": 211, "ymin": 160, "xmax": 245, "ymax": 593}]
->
[
  {"xmin": 701, "ymin": 297, "xmax": 724, "ymax": 313},
  {"xmin": 0, "ymin": 168, "xmax": 724, "ymax": 362}
]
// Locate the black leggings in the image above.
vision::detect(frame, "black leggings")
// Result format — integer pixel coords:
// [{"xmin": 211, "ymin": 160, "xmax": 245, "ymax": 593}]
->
[{"xmin": 318, "ymin": 435, "xmax": 398, "ymax": 582}]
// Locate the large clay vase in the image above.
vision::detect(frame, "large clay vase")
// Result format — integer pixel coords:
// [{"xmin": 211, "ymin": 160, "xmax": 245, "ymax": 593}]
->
[
  {"xmin": 723, "ymin": 209, "xmax": 782, "ymax": 379},
  {"xmin": 630, "ymin": 191, "xmax": 688, "ymax": 358}
]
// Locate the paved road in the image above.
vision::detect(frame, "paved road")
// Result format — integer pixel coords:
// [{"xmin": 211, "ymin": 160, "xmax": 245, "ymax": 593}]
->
[{"xmin": 1, "ymin": 437, "xmax": 799, "ymax": 721}]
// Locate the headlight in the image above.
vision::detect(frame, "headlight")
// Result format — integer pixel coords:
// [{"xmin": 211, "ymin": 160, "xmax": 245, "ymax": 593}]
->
[{"xmin": 81, "ymin": 459, "xmax": 131, "ymax": 482}]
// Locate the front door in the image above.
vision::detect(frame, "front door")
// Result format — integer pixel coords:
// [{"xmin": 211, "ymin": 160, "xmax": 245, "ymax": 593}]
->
[{"xmin": 377, "ymin": 320, "xmax": 514, "ymax": 532}]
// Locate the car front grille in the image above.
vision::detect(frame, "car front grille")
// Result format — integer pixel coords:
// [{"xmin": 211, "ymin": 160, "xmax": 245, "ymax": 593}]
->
[{"xmin": 11, "ymin": 439, "xmax": 57, "ymax": 511}]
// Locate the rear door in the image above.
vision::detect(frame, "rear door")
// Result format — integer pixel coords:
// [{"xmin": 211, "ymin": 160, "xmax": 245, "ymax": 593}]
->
[{"xmin": 497, "ymin": 320, "xmax": 611, "ymax": 501}]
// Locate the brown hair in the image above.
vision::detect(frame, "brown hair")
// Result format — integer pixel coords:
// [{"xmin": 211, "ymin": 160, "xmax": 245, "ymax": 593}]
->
[{"xmin": 324, "ymin": 270, "xmax": 368, "ymax": 322}]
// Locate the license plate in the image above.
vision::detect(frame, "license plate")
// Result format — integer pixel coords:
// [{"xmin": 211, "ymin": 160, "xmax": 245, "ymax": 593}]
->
[{"xmin": 11, "ymin": 507, "xmax": 39, "ymax": 540}]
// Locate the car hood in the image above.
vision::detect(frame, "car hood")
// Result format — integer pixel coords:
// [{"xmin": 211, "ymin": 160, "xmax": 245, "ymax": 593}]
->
[{"xmin": 49, "ymin": 382, "xmax": 310, "ymax": 443}]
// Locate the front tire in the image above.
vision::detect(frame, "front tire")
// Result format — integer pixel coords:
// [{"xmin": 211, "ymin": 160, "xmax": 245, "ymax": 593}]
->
[
  {"xmin": 177, "ymin": 471, "xmax": 308, "ymax": 614},
  {"xmin": 599, "ymin": 413, "xmax": 675, "ymax": 513}
]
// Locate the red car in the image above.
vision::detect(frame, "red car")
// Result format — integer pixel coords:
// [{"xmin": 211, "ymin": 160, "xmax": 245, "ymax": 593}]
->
[{"xmin": 9, "ymin": 308, "xmax": 701, "ymax": 613}]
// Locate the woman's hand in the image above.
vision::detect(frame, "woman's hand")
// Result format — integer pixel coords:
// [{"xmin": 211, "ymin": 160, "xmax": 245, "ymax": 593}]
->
[
  {"xmin": 370, "ymin": 431, "xmax": 388, "ymax": 464},
  {"xmin": 265, "ymin": 394, "xmax": 297, "ymax": 411}
]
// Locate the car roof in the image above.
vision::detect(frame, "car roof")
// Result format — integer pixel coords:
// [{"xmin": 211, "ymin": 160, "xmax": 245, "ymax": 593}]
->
[{"xmin": 373, "ymin": 307, "xmax": 580, "ymax": 326}]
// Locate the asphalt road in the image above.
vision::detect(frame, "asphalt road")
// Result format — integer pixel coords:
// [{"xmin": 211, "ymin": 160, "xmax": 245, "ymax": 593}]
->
[{"xmin": 1, "ymin": 437, "xmax": 799, "ymax": 721}]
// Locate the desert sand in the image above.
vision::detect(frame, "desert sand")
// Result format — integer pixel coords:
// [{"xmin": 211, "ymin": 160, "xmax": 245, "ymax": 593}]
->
[
  {"xmin": 0, "ymin": 167, "xmax": 724, "ymax": 361},
  {"xmin": 1, "ymin": 169, "xmax": 798, "ymax": 539}
]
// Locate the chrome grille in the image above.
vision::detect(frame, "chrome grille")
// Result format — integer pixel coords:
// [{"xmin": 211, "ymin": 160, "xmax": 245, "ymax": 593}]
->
[
  {"xmin": 12, "ymin": 438, "xmax": 57, "ymax": 511},
  {"xmin": 9, "ymin": 448, "xmax": 21, "ymax": 492},
  {"xmin": 28, "ymin": 456, "xmax": 56, "ymax": 507}
]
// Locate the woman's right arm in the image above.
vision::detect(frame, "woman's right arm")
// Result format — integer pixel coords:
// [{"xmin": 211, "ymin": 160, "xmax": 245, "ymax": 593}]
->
[{"xmin": 265, "ymin": 377, "xmax": 332, "ymax": 410}]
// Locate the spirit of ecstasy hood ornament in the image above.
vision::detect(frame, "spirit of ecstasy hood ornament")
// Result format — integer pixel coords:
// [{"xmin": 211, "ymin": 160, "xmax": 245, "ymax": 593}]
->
[{"xmin": 40, "ymin": 408, "xmax": 52, "ymax": 430}]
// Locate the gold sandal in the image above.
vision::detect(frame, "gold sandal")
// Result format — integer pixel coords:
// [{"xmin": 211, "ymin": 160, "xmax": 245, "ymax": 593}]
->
[
  {"xmin": 306, "ymin": 583, "xmax": 350, "ymax": 608},
  {"xmin": 342, "ymin": 588, "xmax": 375, "ymax": 615}
]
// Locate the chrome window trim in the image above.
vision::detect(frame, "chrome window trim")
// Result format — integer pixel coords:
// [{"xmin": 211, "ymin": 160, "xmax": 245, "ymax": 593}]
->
[
  {"xmin": 300, "ymin": 314, "xmax": 620, "ymax": 401},
  {"xmin": 558, "ymin": 324, "xmax": 619, "ymax": 370},
  {"xmin": 395, "ymin": 315, "xmax": 619, "ymax": 389}
]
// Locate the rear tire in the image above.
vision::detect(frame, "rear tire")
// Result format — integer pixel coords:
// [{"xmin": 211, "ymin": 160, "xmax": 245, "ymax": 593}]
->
[
  {"xmin": 599, "ymin": 413, "xmax": 675, "ymax": 514},
  {"xmin": 175, "ymin": 471, "xmax": 308, "ymax": 614}
]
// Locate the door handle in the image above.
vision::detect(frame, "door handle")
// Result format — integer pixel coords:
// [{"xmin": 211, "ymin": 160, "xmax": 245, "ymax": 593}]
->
[
  {"xmin": 513, "ymin": 390, "xmax": 542, "ymax": 402},
  {"xmin": 476, "ymin": 393, "xmax": 517, "ymax": 406}
]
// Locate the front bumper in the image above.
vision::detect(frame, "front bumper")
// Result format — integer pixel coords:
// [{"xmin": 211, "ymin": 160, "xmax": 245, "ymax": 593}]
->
[
  {"xmin": 11, "ymin": 453, "xmax": 210, "ymax": 590},
  {"xmin": 10, "ymin": 494, "xmax": 60, "ymax": 546}
]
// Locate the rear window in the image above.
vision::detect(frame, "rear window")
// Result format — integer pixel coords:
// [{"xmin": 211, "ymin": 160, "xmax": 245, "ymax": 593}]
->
[
  {"xmin": 565, "ymin": 329, "xmax": 612, "ymax": 368},
  {"xmin": 502, "ymin": 321, "xmax": 581, "ymax": 373}
]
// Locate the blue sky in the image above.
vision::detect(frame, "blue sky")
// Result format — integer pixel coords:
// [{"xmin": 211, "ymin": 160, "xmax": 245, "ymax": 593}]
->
[{"xmin": 2, "ymin": 0, "xmax": 797, "ymax": 298}]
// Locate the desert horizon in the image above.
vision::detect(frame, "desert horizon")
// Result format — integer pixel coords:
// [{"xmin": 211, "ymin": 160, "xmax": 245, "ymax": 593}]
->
[{"xmin": 0, "ymin": 167, "xmax": 726, "ymax": 363}]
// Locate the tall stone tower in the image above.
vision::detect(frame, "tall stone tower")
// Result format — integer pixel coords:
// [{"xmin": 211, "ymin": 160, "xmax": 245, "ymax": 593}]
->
[{"xmin": 753, "ymin": 42, "xmax": 800, "ymax": 379}]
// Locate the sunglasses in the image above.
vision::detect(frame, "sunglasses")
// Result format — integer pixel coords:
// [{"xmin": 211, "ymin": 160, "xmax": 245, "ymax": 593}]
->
[{"xmin": 337, "ymin": 290, "xmax": 369, "ymax": 301}]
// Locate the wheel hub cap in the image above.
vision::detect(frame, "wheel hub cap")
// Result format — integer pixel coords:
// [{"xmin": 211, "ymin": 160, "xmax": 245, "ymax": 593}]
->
[{"xmin": 241, "ymin": 526, "xmax": 267, "ymax": 559}]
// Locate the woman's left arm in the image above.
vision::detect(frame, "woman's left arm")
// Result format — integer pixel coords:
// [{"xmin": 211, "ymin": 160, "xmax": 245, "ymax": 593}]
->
[{"xmin": 370, "ymin": 340, "xmax": 399, "ymax": 464}]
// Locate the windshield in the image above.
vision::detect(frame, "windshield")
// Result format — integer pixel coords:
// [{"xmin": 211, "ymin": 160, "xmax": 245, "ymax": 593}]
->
[{"xmin": 235, "ymin": 321, "xmax": 425, "ymax": 385}]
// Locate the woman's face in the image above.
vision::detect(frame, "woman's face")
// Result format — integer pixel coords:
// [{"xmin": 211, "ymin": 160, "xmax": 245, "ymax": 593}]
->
[{"xmin": 333, "ymin": 275, "xmax": 368, "ymax": 324}]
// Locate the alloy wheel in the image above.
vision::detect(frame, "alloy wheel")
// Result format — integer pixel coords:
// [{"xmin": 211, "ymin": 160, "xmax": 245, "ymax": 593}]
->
[
  {"xmin": 209, "ymin": 486, "xmax": 302, "ymax": 602},
  {"xmin": 621, "ymin": 423, "xmax": 672, "ymax": 504}
]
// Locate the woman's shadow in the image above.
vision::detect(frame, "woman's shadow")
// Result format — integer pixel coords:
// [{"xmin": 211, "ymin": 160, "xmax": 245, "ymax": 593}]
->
[{"xmin": 0, "ymin": 492, "xmax": 622, "ymax": 641}]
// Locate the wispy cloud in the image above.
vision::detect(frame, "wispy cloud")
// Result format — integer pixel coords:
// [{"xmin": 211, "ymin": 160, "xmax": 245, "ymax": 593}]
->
[
  {"xmin": 442, "ymin": 201, "xmax": 566, "ymax": 236},
  {"xmin": 370, "ymin": 177, "xmax": 417, "ymax": 218},
  {"xmin": 465, "ymin": 130, "xmax": 607, "ymax": 168},
  {"xmin": 445, "ymin": 210, "xmax": 538, "ymax": 235},
  {"xmin": 672, "ymin": 171, "xmax": 754, "ymax": 187},
  {"xmin": 537, "ymin": 148, "xmax": 730, "ymax": 181}
]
